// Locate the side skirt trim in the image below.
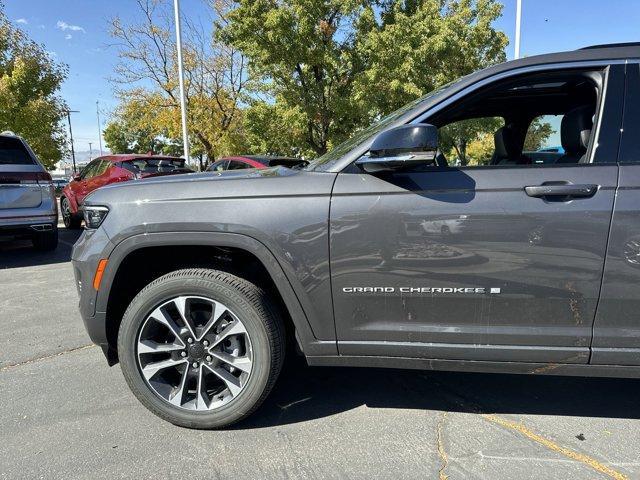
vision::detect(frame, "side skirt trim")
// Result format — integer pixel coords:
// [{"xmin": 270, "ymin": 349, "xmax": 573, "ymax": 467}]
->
[{"xmin": 305, "ymin": 355, "xmax": 640, "ymax": 378}]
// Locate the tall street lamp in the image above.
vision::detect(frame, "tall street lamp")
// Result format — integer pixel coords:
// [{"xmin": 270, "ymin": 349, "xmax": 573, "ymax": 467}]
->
[
  {"xmin": 173, "ymin": 0, "xmax": 190, "ymax": 164},
  {"xmin": 514, "ymin": 0, "xmax": 522, "ymax": 59}
]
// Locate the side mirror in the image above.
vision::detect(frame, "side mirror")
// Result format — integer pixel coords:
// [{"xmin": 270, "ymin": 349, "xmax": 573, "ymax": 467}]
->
[
  {"xmin": 356, "ymin": 124, "xmax": 439, "ymax": 173},
  {"xmin": 73, "ymin": 174, "xmax": 81, "ymax": 181}
]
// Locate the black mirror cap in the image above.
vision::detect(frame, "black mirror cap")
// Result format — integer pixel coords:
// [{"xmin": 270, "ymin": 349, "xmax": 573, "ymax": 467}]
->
[{"xmin": 369, "ymin": 124, "xmax": 438, "ymax": 158}]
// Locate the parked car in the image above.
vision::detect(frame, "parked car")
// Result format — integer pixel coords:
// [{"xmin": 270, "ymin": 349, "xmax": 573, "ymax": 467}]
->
[
  {"xmin": 0, "ymin": 132, "xmax": 58, "ymax": 250},
  {"xmin": 208, "ymin": 155, "xmax": 308, "ymax": 172},
  {"xmin": 74, "ymin": 43, "xmax": 640, "ymax": 429},
  {"xmin": 60, "ymin": 155, "xmax": 192, "ymax": 229}
]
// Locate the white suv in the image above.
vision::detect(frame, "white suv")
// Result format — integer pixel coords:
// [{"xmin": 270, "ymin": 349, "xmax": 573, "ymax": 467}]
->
[{"xmin": 0, "ymin": 132, "xmax": 58, "ymax": 250}]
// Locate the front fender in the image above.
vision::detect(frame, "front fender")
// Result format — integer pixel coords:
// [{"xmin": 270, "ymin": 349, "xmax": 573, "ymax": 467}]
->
[{"xmin": 97, "ymin": 231, "xmax": 337, "ymax": 356}]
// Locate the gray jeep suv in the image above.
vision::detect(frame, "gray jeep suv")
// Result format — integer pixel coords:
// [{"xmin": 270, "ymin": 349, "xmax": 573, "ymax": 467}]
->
[
  {"xmin": 0, "ymin": 132, "xmax": 58, "ymax": 250},
  {"xmin": 73, "ymin": 43, "xmax": 640, "ymax": 428}
]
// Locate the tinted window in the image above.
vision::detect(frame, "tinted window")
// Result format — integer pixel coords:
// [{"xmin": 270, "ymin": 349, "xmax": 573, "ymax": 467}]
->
[
  {"xmin": 120, "ymin": 161, "xmax": 138, "ymax": 174},
  {"xmin": 523, "ymin": 115, "xmax": 563, "ymax": 165},
  {"xmin": 80, "ymin": 160, "xmax": 100, "ymax": 179},
  {"xmin": 127, "ymin": 158, "xmax": 186, "ymax": 173},
  {"xmin": 94, "ymin": 159, "xmax": 111, "ymax": 176},
  {"xmin": 0, "ymin": 136, "xmax": 35, "ymax": 165},
  {"xmin": 227, "ymin": 160, "xmax": 251, "ymax": 170},
  {"xmin": 208, "ymin": 160, "xmax": 228, "ymax": 172}
]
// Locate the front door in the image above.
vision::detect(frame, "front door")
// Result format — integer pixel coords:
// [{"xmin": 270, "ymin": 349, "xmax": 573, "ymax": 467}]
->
[{"xmin": 330, "ymin": 64, "xmax": 624, "ymax": 364}]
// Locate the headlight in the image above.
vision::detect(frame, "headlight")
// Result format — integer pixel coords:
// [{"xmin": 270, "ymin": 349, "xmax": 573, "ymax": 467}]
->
[{"xmin": 82, "ymin": 205, "xmax": 109, "ymax": 229}]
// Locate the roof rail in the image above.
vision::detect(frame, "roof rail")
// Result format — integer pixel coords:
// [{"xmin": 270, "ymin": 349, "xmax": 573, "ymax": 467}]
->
[{"xmin": 580, "ymin": 42, "xmax": 640, "ymax": 50}]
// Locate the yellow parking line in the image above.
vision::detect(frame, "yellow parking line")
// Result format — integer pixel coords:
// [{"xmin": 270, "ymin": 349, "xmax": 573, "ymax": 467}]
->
[{"xmin": 482, "ymin": 414, "xmax": 628, "ymax": 480}]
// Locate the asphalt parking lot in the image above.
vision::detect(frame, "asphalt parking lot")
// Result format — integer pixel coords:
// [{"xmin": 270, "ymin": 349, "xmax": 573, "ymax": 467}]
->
[{"xmin": 1, "ymin": 225, "xmax": 640, "ymax": 479}]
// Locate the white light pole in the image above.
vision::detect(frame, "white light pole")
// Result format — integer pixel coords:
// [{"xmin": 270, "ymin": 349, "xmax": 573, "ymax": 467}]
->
[
  {"xmin": 514, "ymin": 0, "xmax": 522, "ymax": 59},
  {"xmin": 173, "ymin": 0, "xmax": 190, "ymax": 163}
]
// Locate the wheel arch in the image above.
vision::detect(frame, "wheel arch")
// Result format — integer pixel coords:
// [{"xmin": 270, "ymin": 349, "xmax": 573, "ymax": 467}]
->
[
  {"xmin": 99, "ymin": 232, "xmax": 336, "ymax": 364},
  {"xmin": 61, "ymin": 192, "xmax": 80, "ymax": 215}
]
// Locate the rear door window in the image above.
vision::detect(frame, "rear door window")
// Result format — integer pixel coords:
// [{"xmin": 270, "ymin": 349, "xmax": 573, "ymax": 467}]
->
[
  {"xmin": 228, "ymin": 160, "xmax": 251, "ymax": 170},
  {"xmin": 0, "ymin": 136, "xmax": 35, "ymax": 165},
  {"xmin": 523, "ymin": 115, "xmax": 563, "ymax": 164}
]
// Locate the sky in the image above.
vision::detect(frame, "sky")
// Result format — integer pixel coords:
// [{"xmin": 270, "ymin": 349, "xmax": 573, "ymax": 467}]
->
[{"xmin": 5, "ymin": 0, "xmax": 640, "ymax": 161}]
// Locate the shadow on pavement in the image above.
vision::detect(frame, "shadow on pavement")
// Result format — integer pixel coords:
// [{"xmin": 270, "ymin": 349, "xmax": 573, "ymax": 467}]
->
[
  {"xmin": 237, "ymin": 358, "xmax": 640, "ymax": 429},
  {"xmin": 0, "ymin": 227, "xmax": 83, "ymax": 269}
]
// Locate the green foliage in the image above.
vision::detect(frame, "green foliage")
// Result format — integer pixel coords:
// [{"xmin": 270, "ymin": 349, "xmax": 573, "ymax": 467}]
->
[
  {"xmin": 243, "ymin": 99, "xmax": 314, "ymax": 157},
  {"xmin": 109, "ymin": 0, "xmax": 509, "ymax": 161},
  {"xmin": 0, "ymin": 5, "xmax": 68, "ymax": 168},
  {"xmin": 354, "ymin": 0, "xmax": 507, "ymax": 118},
  {"xmin": 109, "ymin": 0, "xmax": 248, "ymax": 165},
  {"xmin": 104, "ymin": 93, "xmax": 183, "ymax": 156},
  {"xmin": 439, "ymin": 116, "xmax": 503, "ymax": 165},
  {"xmin": 465, "ymin": 132, "xmax": 495, "ymax": 165},
  {"xmin": 221, "ymin": 0, "xmax": 366, "ymax": 155},
  {"xmin": 223, "ymin": 0, "xmax": 508, "ymax": 156}
]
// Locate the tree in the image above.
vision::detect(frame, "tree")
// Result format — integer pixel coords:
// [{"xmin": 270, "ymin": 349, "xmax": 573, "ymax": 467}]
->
[
  {"xmin": 465, "ymin": 131, "xmax": 495, "ymax": 165},
  {"xmin": 354, "ymin": 0, "xmax": 508, "ymax": 117},
  {"xmin": 104, "ymin": 92, "xmax": 183, "ymax": 155},
  {"xmin": 0, "ymin": 4, "xmax": 68, "ymax": 168},
  {"xmin": 523, "ymin": 117, "xmax": 554, "ymax": 151},
  {"xmin": 222, "ymin": 0, "xmax": 508, "ymax": 156},
  {"xmin": 109, "ymin": 0, "xmax": 248, "ymax": 164},
  {"xmin": 243, "ymin": 99, "xmax": 312, "ymax": 157},
  {"xmin": 439, "ymin": 117, "xmax": 503, "ymax": 165}
]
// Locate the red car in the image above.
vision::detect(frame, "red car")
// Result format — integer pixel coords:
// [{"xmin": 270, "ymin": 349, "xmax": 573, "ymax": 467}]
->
[
  {"xmin": 60, "ymin": 154, "xmax": 192, "ymax": 229},
  {"xmin": 207, "ymin": 155, "xmax": 308, "ymax": 172}
]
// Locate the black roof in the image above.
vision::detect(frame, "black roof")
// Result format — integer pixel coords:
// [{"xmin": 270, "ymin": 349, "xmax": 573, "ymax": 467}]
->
[
  {"xmin": 580, "ymin": 42, "xmax": 640, "ymax": 50},
  {"xmin": 444, "ymin": 43, "xmax": 637, "ymax": 90}
]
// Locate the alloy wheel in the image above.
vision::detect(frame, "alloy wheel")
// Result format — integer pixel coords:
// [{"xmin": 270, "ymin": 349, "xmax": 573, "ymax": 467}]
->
[
  {"xmin": 61, "ymin": 198, "xmax": 71, "ymax": 228},
  {"xmin": 136, "ymin": 295, "xmax": 253, "ymax": 411}
]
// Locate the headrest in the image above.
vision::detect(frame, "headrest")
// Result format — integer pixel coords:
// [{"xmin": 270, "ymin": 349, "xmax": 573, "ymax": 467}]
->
[
  {"xmin": 561, "ymin": 105, "xmax": 595, "ymax": 155},
  {"xmin": 494, "ymin": 126, "xmax": 522, "ymax": 159}
]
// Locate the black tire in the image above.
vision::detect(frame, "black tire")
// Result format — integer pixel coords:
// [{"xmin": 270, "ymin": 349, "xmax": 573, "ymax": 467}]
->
[
  {"xmin": 60, "ymin": 197, "xmax": 82, "ymax": 229},
  {"xmin": 117, "ymin": 268, "xmax": 285, "ymax": 429},
  {"xmin": 32, "ymin": 228, "xmax": 58, "ymax": 251}
]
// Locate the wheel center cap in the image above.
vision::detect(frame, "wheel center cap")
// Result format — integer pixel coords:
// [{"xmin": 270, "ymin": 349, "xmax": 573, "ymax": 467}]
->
[{"xmin": 189, "ymin": 342, "xmax": 206, "ymax": 361}]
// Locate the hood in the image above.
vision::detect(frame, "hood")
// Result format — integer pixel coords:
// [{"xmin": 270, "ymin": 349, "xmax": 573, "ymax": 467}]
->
[
  {"xmin": 134, "ymin": 166, "xmax": 290, "ymax": 185},
  {"xmin": 83, "ymin": 166, "xmax": 335, "ymax": 207}
]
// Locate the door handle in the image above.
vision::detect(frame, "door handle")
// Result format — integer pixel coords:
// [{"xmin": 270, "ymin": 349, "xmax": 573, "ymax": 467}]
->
[{"xmin": 525, "ymin": 183, "xmax": 598, "ymax": 199}]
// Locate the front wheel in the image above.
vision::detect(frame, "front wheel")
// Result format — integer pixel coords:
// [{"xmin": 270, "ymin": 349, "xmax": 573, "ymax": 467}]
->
[{"xmin": 117, "ymin": 268, "xmax": 285, "ymax": 429}]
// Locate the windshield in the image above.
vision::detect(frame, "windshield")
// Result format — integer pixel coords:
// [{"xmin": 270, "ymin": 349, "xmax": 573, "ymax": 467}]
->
[{"xmin": 306, "ymin": 81, "xmax": 455, "ymax": 170}]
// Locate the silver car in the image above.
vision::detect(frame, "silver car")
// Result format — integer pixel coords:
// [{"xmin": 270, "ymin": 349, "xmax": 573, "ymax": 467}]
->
[{"xmin": 0, "ymin": 132, "xmax": 58, "ymax": 250}]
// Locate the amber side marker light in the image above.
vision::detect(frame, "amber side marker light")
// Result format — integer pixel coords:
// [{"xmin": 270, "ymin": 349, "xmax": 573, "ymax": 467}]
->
[{"xmin": 93, "ymin": 259, "xmax": 109, "ymax": 291}]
